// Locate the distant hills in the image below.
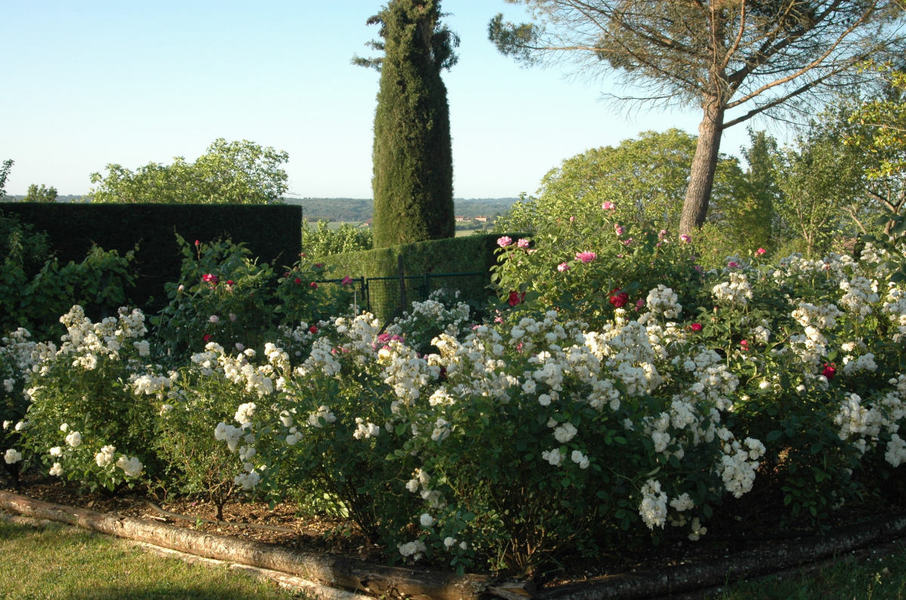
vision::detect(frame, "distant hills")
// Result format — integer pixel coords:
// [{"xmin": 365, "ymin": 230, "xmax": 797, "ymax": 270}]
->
[
  {"xmin": 286, "ymin": 197, "xmax": 520, "ymax": 223},
  {"xmin": 3, "ymin": 196, "xmax": 520, "ymax": 223}
]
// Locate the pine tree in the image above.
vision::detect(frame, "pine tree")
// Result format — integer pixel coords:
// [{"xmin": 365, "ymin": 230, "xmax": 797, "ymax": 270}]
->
[{"xmin": 357, "ymin": 0, "xmax": 458, "ymax": 248}]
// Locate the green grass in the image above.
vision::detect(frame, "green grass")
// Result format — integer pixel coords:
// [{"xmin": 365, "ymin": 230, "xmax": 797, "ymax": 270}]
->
[
  {"xmin": 3, "ymin": 517, "xmax": 906, "ymax": 599},
  {"xmin": 0, "ymin": 519, "xmax": 309, "ymax": 600},
  {"xmin": 710, "ymin": 544, "xmax": 906, "ymax": 600}
]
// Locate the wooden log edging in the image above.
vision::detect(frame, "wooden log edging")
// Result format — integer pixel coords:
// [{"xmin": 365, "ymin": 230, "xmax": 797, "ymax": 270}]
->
[
  {"xmin": 3, "ymin": 489, "xmax": 906, "ymax": 600},
  {"xmin": 0, "ymin": 491, "xmax": 493, "ymax": 600},
  {"xmin": 536, "ymin": 513, "xmax": 906, "ymax": 600}
]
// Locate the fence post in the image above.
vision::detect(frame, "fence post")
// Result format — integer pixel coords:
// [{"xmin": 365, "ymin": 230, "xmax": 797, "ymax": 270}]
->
[{"xmin": 397, "ymin": 255, "xmax": 407, "ymax": 313}]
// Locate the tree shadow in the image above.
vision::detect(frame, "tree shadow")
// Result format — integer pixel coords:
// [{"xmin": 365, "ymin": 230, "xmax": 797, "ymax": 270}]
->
[{"xmin": 62, "ymin": 583, "xmax": 302, "ymax": 600}]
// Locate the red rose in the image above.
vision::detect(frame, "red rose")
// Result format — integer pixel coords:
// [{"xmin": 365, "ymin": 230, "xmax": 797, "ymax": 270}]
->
[
  {"xmin": 822, "ymin": 363, "xmax": 836, "ymax": 379},
  {"xmin": 294, "ymin": 277, "xmax": 302, "ymax": 285},
  {"xmin": 310, "ymin": 282, "xmax": 318, "ymax": 289},
  {"xmin": 508, "ymin": 291, "xmax": 525, "ymax": 307},
  {"xmin": 690, "ymin": 323, "xmax": 703, "ymax": 332},
  {"xmin": 309, "ymin": 325, "xmax": 318, "ymax": 334},
  {"xmin": 202, "ymin": 334, "xmax": 212, "ymax": 342},
  {"xmin": 609, "ymin": 289, "xmax": 629, "ymax": 308}
]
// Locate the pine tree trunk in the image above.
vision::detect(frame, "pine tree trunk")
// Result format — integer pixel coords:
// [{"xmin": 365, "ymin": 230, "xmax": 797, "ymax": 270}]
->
[{"xmin": 679, "ymin": 97, "xmax": 726, "ymax": 236}]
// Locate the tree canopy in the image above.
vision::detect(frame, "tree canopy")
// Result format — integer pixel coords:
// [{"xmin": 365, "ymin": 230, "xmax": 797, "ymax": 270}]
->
[
  {"xmin": 88, "ymin": 139, "xmax": 288, "ymax": 204},
  {"xmin": 359, "ymin": 0, "xmax": 458, "ymax": 248},
  {"xmin": 490, "ymin": 0, "xmax": 906, "ymax": 234},
  {"xmin": 23, "ymin": 184, "xmax": 58, "ymax": 203},
  {"xmin": 0, "ymin": 159, "xmax": 12, "ymax": 200},
  {"xmin": 499, "ymin": 129, "xmax": 744, "ymax": 234}
]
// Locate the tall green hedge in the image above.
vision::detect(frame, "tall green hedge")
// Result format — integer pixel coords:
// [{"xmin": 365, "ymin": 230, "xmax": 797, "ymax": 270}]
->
[
  {"xmin": 0, "ymin": 203, "xmax": 301, "ymax": 311},
  {"xmin": 320, "ymin": 234, "xmax": 506, "ymax": 322}
]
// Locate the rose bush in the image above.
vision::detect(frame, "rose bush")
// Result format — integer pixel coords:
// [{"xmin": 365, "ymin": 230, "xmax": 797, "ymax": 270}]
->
[{"xmin": 1, "ymin": 222, "xmax": 905, "ymax": 578}]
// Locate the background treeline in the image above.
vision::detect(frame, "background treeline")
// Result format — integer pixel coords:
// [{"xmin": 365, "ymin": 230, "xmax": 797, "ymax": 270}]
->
[{"xmin": 286, "ymin": 197, "xmax": 518, "ymax": 222}]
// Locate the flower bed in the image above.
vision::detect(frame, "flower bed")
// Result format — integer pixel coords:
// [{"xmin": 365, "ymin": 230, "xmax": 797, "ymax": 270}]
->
[{"xmin": 3, "ymin": 229, "xmax": 906, "ymax": 580}]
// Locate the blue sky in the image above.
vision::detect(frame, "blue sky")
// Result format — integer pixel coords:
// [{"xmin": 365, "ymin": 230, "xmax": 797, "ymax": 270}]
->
[{"xmin": 1, "ymin": 1, "xmax": 763, "ymax": 199}]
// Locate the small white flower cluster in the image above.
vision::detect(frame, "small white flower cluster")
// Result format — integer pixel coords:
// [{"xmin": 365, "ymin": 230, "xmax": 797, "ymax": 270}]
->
[
  {"xmin": 397, "ymin": 539, "xmax": 427, "ymax": 561},
  {"xmin": 130, "ymin": 373, "xmax": 171, "ymax": 396},
  {"xmin": 307, "ymin": 405, "xmax": 337, "ymax": 428},
  {"xmin": 842, "ymin": 352, "xmax": 877, "ymax": 376},
  {"xmin": 639, "ymin": 479, "xmax": 668, "ymax": 530},
  {"xmin": 882, "ymin": 286, "xmax": 906, "ymax": 342},
  {"xmin": 54, "ymin": 306, "xmax": 149, "ymax": 370},
  {"xmin": 219, "ymin": 349, "xmax": 275, "ymax": 397},
  {"xmin": 405, "ymin": 468, "xmax": 444, "ymax": 509},
  {"xmin": 95, "ymin": 444, "xmax": 116, "ymax": 467},
  {"xmin": 838, "ymin": 276, "xmax": 879, "ymax": 320},
  {"xmin": 3, "ymin": 448, "xmax": 22, "ymax": 464},
  {"xmin": 645, "ymin": 285, "xmax": 682, "ymax": 320},
  {"xmin": 833, "ymin": 389, "xmax": 906, "ymax": 460},
  {"xmin": 116, "ymin": 455, "xmax": 143, "ymax": 478},
  {"xmin": 387, "ymin": 292, "xmax": 472, "ymax": 340},
  {"xmin": 215, "ymin": 422, "xmax": 244, "ymax": 452},
  {"xmin": 718, "ymin": 436, "xmax": 765, "ymax": 498},
  {"xmin": 234, "ymin": 402, "xmax": 257, "ymax": 426},
  {"xmin": 353, "ymin": 418, "xmax": 381, "ymax": 440},
  {"xmin": 711, "ymin": 272, "xmax": 753, "ymax": 307}
]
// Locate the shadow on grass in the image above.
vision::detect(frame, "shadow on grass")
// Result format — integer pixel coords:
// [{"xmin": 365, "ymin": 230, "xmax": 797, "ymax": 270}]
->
[{"xmin": 62, "ymin": 584, "xmax": 298, "ymax": 600}]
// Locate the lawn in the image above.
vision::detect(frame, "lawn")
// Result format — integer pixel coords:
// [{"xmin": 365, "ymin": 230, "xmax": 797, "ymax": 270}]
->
[
  {"xmin": 0, "ymin": 517, "xmax": 309, "ymax": 600},
  {"xmin": 3, "ymin": 513, "xmax": 905, "ymax": 599}
]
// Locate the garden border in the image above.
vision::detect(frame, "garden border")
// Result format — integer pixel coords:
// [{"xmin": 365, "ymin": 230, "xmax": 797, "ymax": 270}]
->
[{"xmin": 2, "ymin": 490, "xmax": 906, "ymax": 599}]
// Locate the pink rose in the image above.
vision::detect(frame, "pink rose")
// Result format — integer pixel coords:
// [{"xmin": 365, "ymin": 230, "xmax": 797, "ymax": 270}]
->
[
  {"xmin": 517, "ymin": 238, "xmax": 531, "ymax": 249},
  {"xmin": 557, "ymin": 262, "xmax": 570, "ymax": 272},
  {"xmin": 497, "ymin": 236, "xmax": 513, "ymax": 248},
  {"xmin": 601, "ymin": 201, "xmax": 615, "ymax": 210},
  {"xmin": 575, "ymin": 251, "xmax": 597, "ymax": 264}
]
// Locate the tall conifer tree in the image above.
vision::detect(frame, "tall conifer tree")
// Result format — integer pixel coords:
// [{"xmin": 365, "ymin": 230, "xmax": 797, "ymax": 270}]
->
[{"xmin": 357, "ymin": 1, "xmax": 458, "ymax": 248}]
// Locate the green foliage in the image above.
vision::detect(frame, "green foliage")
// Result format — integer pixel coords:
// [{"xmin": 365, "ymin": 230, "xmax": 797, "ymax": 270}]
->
[
  {"xmin": 497, "ymin": 129, "xmax": 745, "ymax": 235},
  {"xmin": 0, "ymin": 159, "xmax": 13, "ymax": 200},
  {"xmin": 152, "ymin": 236, "xmax": 352, "ymax": 365},
  {"xmin": 493, "ymin": 215, "xmax": 706, "ymax": 330},
  {"xmin": 365, "ymin": 0, "xmax": 457, "ymax": 247},
  {"xmin": 711, "ymin": 130, "xmax": 781, "ymax": 256},
  {"xmin": 19, "ymin": 245, "xmax": 137, "ymax": 341},
  {"xmin": 0, "ymin": 211, "xmax": 135, "ymax": 340},
  {"xmin": 19, "ymin": 306, "xmax": 158, "ymax": 492},
  {"xmin": 154, "ymin": 364, "xmax": 250, "ymax": 519},
  {"xmin": 23, "ymin": 184, "xmax": 58, "ymax": 203},
  {"xmin": 0, "ymin": 202, "xmax": 302, "ymax": 314},
  {"xmin": 847, "ymin": 63, "xmax": 906, "ymax": 179},
  {"xmin": 318, "ymin": 234, "xmax": 503, "ymax": 322},
  {"xmin": 302, "ymin": 219, "xmax": 373, "ymax": 256},
  {"xmin": 489, "ymin": 1, "xmax": 906, "ymax": 231},
  {"xmin": 773, "ymin": 117, "xmax": 866, "ymax": 257},
  {"xmin": 89, "ymin": 139, "xmax": 288, "ymax": 205},
  {"xmin": 230, "ymin": 320, "xmax": 420, "ymax": 544}
]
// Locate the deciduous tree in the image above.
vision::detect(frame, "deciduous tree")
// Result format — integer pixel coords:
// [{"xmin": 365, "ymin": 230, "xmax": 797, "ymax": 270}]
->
[
  {"xmin": 89, "ymin": 139, "xmax": 288, "ymax": 204},
  {"xmin": 23, "ymin": 184, "xmax": 58, "ymax": 203}
]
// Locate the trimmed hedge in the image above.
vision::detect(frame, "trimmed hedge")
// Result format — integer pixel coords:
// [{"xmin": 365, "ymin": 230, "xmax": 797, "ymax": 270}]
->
[
  {"xmin": 318, "ymin": 234, "xmax": 506, "ymax": 321},
  {"xmin": 0, "ymin": 203, "xmax": 302, "ymax": 311}
]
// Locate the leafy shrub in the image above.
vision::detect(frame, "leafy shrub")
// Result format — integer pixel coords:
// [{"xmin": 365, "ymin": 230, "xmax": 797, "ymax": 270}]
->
[
  {"xmin": 302, "ymin": 219, "xmax": 372, "ymax": 256},
  {"xmin": 18, "ymin": 306, "xmax": 157, "ymax": 492},
  {"xmin": 153, "ymin": 236, "xmax": 353, "ymax": 365},
  {"xmin": 212, "ymin": 315, "xmax": 421, "ymax": 545},
  {"xmin": 0, "ymin": 328, "xmax": 37, "ymax": 484},
  {"xmin": 492, "ymin": 217, "xmax": 706, "ymax": 330},
  {"xmin": 154, "ymin": 345, "xmax": 263, "ymax": 519}
]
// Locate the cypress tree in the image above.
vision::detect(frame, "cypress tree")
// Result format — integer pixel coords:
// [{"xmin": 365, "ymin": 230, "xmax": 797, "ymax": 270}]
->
[{"xmin": 357, "ymin": 1, "xmax": 458, "ymax": 248}]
